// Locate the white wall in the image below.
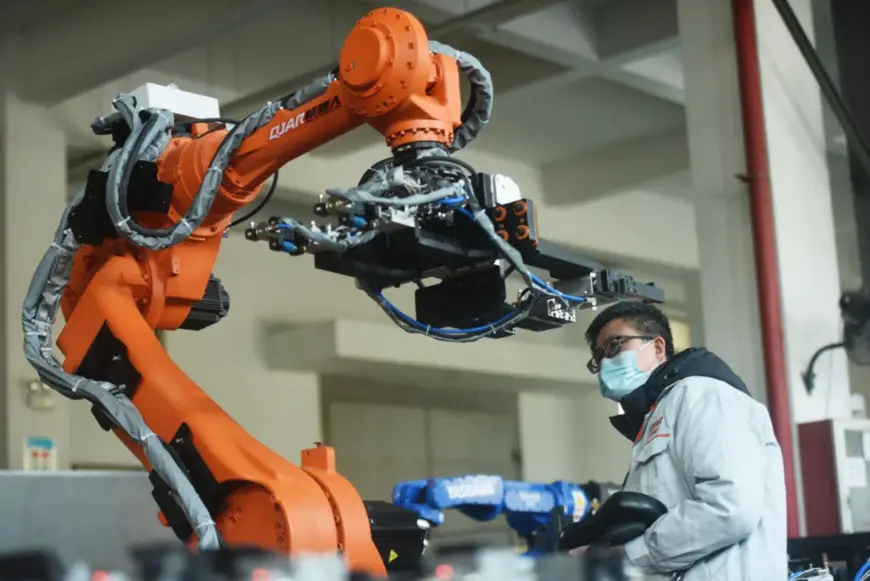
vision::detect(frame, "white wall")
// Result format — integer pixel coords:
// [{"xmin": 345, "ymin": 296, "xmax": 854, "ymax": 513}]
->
[{"xmin": 518, "ymin": 391, "xmax": 631, "ymax": 485}]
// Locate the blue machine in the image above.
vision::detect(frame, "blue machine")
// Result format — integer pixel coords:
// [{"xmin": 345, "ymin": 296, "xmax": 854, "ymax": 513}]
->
[{"xmin": 392, "ymin": 475, "xmax": 594, "ymax": 554}]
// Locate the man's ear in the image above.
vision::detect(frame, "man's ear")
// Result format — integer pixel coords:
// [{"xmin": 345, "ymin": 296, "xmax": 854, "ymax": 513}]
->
[{"xmin": 654, "ymin": 336, "xmax": 667, "ymax": 359}]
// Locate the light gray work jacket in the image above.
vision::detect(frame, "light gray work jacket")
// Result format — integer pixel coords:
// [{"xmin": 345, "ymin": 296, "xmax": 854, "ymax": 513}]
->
[{"xmin": 621, "ymin": 377, "xmax": 788, "ymax": 580}]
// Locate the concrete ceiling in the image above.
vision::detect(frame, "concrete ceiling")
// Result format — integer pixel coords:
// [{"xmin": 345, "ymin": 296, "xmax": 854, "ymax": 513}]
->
[
  {"xmin": 0, "ymin": 1, "xmax": 80, "ymax": 36},
  {"xmin": 473, "ymin": 76, "xmax": 684, "ymax": 165},
  {"xmin": 55, "ymin": 0, "xmax": 688, "ymax": 168},
  {"xmin": 38, "ymin": 0, "xmax": 853, "ymax": 180}
]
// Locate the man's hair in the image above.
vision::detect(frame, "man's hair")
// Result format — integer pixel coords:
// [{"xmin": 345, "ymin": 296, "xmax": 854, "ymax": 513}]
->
[{"xmin": 585, "ymin": 300, "xmax": 676, "ymax": 358}]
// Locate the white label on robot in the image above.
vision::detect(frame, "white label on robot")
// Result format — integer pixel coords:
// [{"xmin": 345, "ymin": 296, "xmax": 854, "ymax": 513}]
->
[
  {"xmin": 515, "ymin": 491, "xmax": 543, "ymax": 507},
  {"xmin": 268, "ymin": 112, "xmax": 307, "ymax": 141},
  {"xmin": 445, "ymin": 477, "xmax": 498, "ymax": 501},
  {"xmin": 23, "ymin": 436, "xmax": 57, "ymax": 472},
  {"xmin": 546, "ymin": 298, "xmax": 576, "ymax": 323}
]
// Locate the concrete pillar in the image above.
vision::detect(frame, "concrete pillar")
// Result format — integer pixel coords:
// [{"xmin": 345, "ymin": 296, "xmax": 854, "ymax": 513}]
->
[
  {"xmin": 683, "ymin": 272, "xmax": 706, "ymax": 348},
  {"xmin": 678, "ymin": 0, "xmax": 850, "ymax": 422},
  {"xmin": 0, "ymin": 89, "xmax": 71, "ymax": 469},
  {"xmin": 676, "ymin": 0, "xmax": 766, "ymax": 404}
]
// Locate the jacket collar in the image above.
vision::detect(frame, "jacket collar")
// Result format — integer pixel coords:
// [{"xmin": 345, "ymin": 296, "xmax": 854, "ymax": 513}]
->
[
  {"xmin": 607, "ymin": 351, "xmax": 690, "ymax": 442},
  {"xmin": 609, "ymin": 414, "xmax": 636, "ymax": 442},
  {"xmin": 606, "ymin": 347, "xmax": 752, "ymax": 442}
]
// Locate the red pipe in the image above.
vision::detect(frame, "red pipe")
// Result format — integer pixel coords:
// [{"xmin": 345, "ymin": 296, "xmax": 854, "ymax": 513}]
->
[{"xmin": 731, "ymin": 0, "xmax": 800, "ymax": 538}]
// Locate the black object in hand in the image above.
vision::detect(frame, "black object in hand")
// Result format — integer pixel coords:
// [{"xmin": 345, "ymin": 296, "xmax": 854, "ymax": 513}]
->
[{"xmin": 558, "ymin": 491, "xmax": 667, "ymax": 551}]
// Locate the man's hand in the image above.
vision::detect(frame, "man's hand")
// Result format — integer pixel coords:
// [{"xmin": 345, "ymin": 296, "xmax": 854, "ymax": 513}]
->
[{"xmin": 568, "ymin": 546, "xmax": 587, "ymax": 556}]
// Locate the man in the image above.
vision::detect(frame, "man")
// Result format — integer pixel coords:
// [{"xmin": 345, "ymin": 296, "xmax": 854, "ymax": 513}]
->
[{"xmin": 582, "ymin": 300, "xmax": 787, "ymax": 580}]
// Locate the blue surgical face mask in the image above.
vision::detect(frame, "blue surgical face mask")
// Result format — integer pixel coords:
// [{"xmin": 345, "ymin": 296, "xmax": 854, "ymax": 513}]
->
[{"xmin": 598, "ymin": 344, "xmax": 652, "ymax": 401}]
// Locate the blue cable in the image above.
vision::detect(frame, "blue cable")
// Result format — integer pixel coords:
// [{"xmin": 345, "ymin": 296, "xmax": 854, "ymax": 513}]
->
[
  {"xmin": 529, "ymin": 273, "xmax": 587, "ymax": 304},
  {"xmin": 438, "ymin": 196, "xmax": 466, "ymax": 207},
  {"xmin": 450, "ymin": 206, "xmax": 587, "ymax": 304},
  {"xmin": 855, "ymin": 559, "xmax": 870, "ymax": 581},
  {"xmin": 374, "ymin": 292, "xmax": 523, "ymax": 336},
  {"xmin": 788, "ymin": 571, "xmax": 806, "ymax": 581}
]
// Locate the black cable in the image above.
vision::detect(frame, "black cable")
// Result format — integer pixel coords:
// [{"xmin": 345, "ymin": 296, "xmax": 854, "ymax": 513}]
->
[
  {"xmin": 228, "ymin": 171, "xmax": 280, "ymax": 228},
  {"xmin": 279, "ymin": 68, "xmax": 338, "ymax": 110},
  {"xmin": 179, "ymin": 117, "xmax": 240, "ymax": 125},
  {"xmin": 178, "ymin": 117, "xmax": 241, "ymax": 139},
  {"xmin": 802, "ymin": 341, "xmax": 845, "ymax": 394},
  {"xmin": 771, "ymin": 0, "xmax": 870, "ymax": 176},
  {"xmin": 407, "ymin": 155, "xmax": 476, "ymax": 175},
  {"xmin": 178, "ymin": 116, "xmax": 279, "ymax": 228}
]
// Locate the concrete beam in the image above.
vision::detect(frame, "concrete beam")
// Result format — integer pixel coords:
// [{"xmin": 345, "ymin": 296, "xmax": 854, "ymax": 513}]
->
[
  {"xmin": 495, "ymin": 1, "xmax": 599, "ymax": 64},
  {"xmin": 536, "ymin": 189, "xmax": 698, "ymax": 270},
  {"xmin": 0, "ymin": 0, "xmax": 75, "ymax": 36},
  {"xmin": 405, "ymin": 0, "xmax": 575, "ymax": 41},
  {"xmin": 384, "ymin": 0, "xmax": 598, "ymax": 68},
  {"xmin": 594, "ymin": 0, "xmax": 679, "ymax": 65},
  {"xmin": 223, "ymin": 0, "xmax": 569, "ymax": 121},
  {"xmin": 542, "ymin": 128, "xmax": 689, "ymax": 204},
  {"xmin": 494, "ymin": 0, "xmax": 682, "ymax": 107},
  {"xmin": 7, "ymin": 0, "xmax": 285, "ymax": 105},
  {"xmin": 458, "ymin": 0, "xmax": 601, "ymax": 71},
  {"xmin": 266, "ymin": 319, "xmax": 590, "ymax": 394},
  {"xmin": 601, "ymin": 65, "xmax": 685, "ymax": 105}
]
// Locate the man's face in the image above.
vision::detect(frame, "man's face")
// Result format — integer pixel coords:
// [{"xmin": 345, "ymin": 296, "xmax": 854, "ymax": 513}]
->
[{"xmin": 589, "ymin": 318, "xmax": 666, "ymax": 375}]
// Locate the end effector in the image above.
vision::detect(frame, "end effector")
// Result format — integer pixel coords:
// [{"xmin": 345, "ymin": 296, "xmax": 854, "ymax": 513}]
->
[
  {"xmin": 514, "ymin": 267, "xmax": 663, "ymax": 333},
  {"xmin": 245, "ymin": 161, "xmax": 664, "ymax": 340}
]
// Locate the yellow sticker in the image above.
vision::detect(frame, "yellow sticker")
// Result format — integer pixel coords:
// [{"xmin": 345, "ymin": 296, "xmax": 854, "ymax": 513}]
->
[
  {"xmin": 571, "ymin": 490, "xmax": 589, "ymax": 521},
  {"xmin": 389, "ymin": 549, "xmax": 399, "ymax": 563}
]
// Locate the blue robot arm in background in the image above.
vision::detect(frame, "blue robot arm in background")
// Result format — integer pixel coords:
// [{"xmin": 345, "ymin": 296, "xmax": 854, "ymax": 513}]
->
[
  {"xmin": 392, "ymin": 475, "xmax": 506, "ymax": 527},
  {"xmin": 391, "ymin": 475, "xmax": 593, "ymax": 549},
  {"xmin": 503, "ymin": 480, "xmax": 591, "ymax": 540}
]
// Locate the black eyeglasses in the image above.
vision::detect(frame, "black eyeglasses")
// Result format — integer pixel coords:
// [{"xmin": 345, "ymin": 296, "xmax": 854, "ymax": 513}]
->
[{"xmin": 587, "ymin": 334, "xmax": 656, "ymax": 374}]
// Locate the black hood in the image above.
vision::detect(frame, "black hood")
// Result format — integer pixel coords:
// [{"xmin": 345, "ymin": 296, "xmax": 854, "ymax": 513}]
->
[{"xmin": 609, "ymin": 347, "xmax": 750, "ymax": 442}]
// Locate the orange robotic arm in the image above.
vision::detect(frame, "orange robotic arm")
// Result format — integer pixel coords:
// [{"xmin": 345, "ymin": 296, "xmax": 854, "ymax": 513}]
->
[{"xmin": 21, "ymin": 7, "xmax": 488, "ymax": 576}]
